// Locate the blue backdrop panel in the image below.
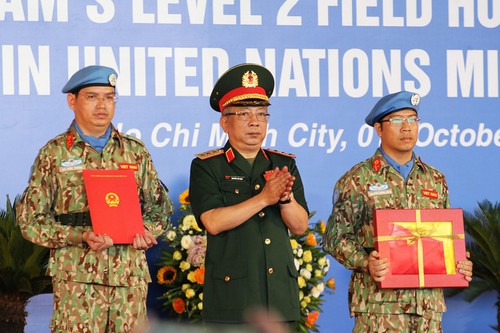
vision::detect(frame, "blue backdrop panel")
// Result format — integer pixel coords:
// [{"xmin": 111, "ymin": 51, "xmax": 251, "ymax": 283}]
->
[{"xmin": 1, "ymin": 1, "xmax": 498, "ymax": 332}]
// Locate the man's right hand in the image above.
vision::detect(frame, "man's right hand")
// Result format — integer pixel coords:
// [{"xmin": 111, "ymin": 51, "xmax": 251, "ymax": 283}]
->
[
  {"xmin": 82, "ymin": 231, "xmax": 113, "ymax": 251},
  {"xmin": 261, "ymin": 167, "xmax": 293, "ymax": 205},
  {"xmin": 368, "ymin": 250, "xmax": 390, "ymax": 282}
]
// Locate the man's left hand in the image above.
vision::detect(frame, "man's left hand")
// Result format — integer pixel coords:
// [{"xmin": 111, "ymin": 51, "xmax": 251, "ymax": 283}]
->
[
  {"xmin": 133, "ymin": 230, "xmax": 158, "ymax": 250},
  {"xmin": 457, "ymin": 251, "xmax": 473, "ymax": 282}
]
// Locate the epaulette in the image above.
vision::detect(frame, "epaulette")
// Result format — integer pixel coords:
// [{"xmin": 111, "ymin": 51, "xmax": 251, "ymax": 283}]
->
[
  {"xmin": 265, "ymin": 149, "xmax": 296, "ymax": 158},
  {"xmin": 195, "ymin": 148, "xmax": 224, "ymax": 160},
  {"xmin": 121, "ymin": 132, "xmax": 145, "ymax": 145}
]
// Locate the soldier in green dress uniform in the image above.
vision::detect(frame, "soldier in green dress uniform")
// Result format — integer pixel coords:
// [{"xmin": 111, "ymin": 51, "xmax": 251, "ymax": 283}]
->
[
  {"xmin": 189, "ymin": 64, "xmax": 309, "ymax": 325},
  {"xmin": 323, "ymin": 91, "xmax": 473, "ymax": 332},
  {"xmin": 16, "ymin": 65, "xmax": 173, "ymax": 332}
]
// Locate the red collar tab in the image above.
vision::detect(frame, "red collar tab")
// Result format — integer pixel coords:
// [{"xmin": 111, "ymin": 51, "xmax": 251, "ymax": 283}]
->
[
  {"xmin": 261, "ymin": 148, "xmax": 269, "ymax": 160},
  {"xmin": 225, "ymin": 148, "xmax": 235, "ymax": 163},
  {"xmin": 372, "ymin": 157, "xmax": 382, "ymax": 172},
  {"xmin": 65, "ymin": 132, "xmax": 74, "ymax": 150}
]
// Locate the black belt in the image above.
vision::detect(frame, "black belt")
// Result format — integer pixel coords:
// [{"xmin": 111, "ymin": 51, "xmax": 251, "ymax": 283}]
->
[{"xmin": 55, "ymin": 212, "xmax": 92, "ymax": 227}]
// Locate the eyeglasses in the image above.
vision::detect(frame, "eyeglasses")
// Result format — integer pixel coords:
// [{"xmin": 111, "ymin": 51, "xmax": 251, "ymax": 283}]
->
[
  {"xmin": 79, "ymin": 93, "xmax": 118, "ymax": 105},
  {"xmin": 379, "ymin": 117, "xmax": 420, "ymax": 126},
  {"xmin": 223, "ymin": 111, "xmax": 270, "ymax": 122}
]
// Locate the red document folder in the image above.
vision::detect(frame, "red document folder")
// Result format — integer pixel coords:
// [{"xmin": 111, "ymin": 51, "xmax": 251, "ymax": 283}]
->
[
  {"xmin": 83, "ymin": 169, "xmax": 144, "ymax": 244},
  {"xmin": 373, "ymin": 208, "xmax": 468, "ymax": 289}
]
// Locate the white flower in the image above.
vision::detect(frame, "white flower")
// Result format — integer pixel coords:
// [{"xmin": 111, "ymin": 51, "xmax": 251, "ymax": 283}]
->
[
  {"xmin": 323, "ymin": 258, "xmax": 331, "ymax": 273},
  {"xmin": 181, "ymin": 235, "xmax": 192, "ymax": 250},
  {"xmin": 166, "ymin": 230, "xmax": 177, "ymax": 241},
  {"xmin": 300, "ymin": 268, "xmax": 312, "ymax": 280},
  {"xmin": 294, "ymin": 258, "xmax": 300, "ymax": 271},
  {"xmin": 311, "ymin": 283, "xmax": 325, "ymax": 298},
  {"xmin": 297, "ymin": 248, "xmax": 303, "ymax": 258}
]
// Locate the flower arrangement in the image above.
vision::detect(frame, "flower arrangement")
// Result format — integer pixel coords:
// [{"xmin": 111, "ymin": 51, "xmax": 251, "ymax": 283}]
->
[
  {"xmin": 157, "ymin": 189, "xmax": 206, "ymax": 321},
  {"xmin": 157, "ymin": 190, "xmax": 335, "ymax": 332},
  {"xmin": 290, "ymin": 213, "xmax": 336, "ymax": 333}
]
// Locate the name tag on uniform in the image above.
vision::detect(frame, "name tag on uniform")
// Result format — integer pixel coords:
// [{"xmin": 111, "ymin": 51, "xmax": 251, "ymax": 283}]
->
[
  {"xmin": 368, "ymin": 183, "xmax": 392, "ymax": 197},
  {"xmin": 224, "ymin": 175, "xmax": 246, "ymax": 181}
]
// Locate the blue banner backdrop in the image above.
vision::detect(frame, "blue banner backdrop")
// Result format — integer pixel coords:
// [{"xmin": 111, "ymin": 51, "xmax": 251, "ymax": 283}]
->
[{"xmin": 1, "ymin": 1, "xmax": 498, "ymax": 332}]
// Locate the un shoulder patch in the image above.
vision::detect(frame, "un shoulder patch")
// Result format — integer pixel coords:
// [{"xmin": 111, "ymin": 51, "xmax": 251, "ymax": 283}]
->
[
  {"xmin": 266, "ymin": 149, "xmax": 296, "ymax": 158},
  {"xmin": 195, "ymin": 148, "xmax": 224, "ymax": 160}
]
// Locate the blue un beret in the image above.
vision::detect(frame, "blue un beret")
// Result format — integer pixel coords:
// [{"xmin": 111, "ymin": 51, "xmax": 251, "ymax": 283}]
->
[
  {"xmin": 62, "ymin": 65, "xmax": 118, "ymax": 93},
  {"xmin": 365, "ymin": 91, "xmax": 421, "ymax": 126}
]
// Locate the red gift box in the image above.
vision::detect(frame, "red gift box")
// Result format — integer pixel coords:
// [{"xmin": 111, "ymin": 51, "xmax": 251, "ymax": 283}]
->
[{"xmin": 373, "ymin": 209, "xmax": 469, "ymax": 289}]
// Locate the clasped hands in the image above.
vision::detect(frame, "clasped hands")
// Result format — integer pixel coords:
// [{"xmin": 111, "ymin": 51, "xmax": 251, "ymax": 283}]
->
[
  {"xmin": 82, "ymin": 230, "xmax": 157, "ymax": 251},
  {"xmin": 261, "ymin": 166, "xmax": 295, "ymax": 205},
  {"xmin": 367, "ymin": 250, "xmax": 474, "ymax": 282}
]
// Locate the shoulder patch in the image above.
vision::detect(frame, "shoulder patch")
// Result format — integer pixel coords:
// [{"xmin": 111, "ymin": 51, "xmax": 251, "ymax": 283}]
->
[
  {"xmin": 265, "ymin": 149, "xmax": 296, "ymax": 158},
  {"xmin": 195, "ymin": 148, "xmax": 224, "ymax": 160}
]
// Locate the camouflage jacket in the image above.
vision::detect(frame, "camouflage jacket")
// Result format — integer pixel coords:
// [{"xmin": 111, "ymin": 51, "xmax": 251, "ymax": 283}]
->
[
  {"xmin": 323, "ymin": 149, "xmax": 449, "ymax": 316},
  {"xmin": 16, "ymin": 122, "xmax": 173, "ymax": 286}
]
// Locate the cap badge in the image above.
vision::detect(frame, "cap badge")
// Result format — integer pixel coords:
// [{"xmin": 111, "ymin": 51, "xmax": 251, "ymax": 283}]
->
[
  {"xmin": 411, "ymin": 93, "xmax": 420, "ymax": 106},
  {"xmin": 242, "ymin": 70, "xmax": 258, "ymax": 88},
  {"xmin": 108, "ymin": 73, "xmax": 117, "ymax": 87}
]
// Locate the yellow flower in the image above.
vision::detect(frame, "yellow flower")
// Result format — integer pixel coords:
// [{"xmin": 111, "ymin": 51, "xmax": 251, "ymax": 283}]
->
[
  {"xmin": 181, "ymin": 284, "xmax": 190, "ymax": 291},
  {"xmin": 318, "ymin": 256, "xmax": 327, "ymax": 268},
  {"xmin": 303, "ymin": 250, "xmax": 313, "ymax": 263},
  {"xmin": 185, "ymin": 288, "xmax": 195, "ymax": 299},
  {"xmin": 183, "ymin": 214, "xmax": 202, "ymax": 232},
  {"xmin": 315, "ymin": 269, "xmax": 323, "ymax": 277},
  {"xmin": 180, "ymin": 261, "xmax": 191, "ymax": 272},
  {"xmin": 305, "ymin": 232, "xmax": 317, "ymax": 246},
  {"xmin": 187, "ymin": 271, "xmax": 197, "ymax": 283},
  {"xmin": 197, "ymin": 302, "xmax": 203, "ymax": 310},
  {"xmin": 290, "ymin": 239, "xmax": 299, "ymax": 250},
  {"xmin": 173, "ymin": 251, "xmax": 182, "ymax": 260},
  {"xmin": 319, "ymin": 220, "xmax": 326, "ymax": 234},
  {"xmin": 179, "ymin": 189, "xmax": 190, "ymax": 205},
  {"xmin": 298, "ymin": 276, "xmax": 306, "ymax": 288}
]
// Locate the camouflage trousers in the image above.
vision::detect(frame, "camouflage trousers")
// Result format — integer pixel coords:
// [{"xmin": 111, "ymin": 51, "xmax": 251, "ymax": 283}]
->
[
  {"xmin": 353, "ymin": 311, "xmax": 443, "ymax": 333},
  {"xmin": 50, "ymin": 278, "xmax": 149, "ymax": 333}
]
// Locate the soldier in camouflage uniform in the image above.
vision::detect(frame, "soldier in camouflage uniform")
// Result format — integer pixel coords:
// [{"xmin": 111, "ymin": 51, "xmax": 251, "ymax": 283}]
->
[
  {"xmin": 16, "ymin": 65, "xmax": 173, "ymax": 333},
  {"xmin": 323, "ymin": 91, "xmax": 473, "ymax": 333}
]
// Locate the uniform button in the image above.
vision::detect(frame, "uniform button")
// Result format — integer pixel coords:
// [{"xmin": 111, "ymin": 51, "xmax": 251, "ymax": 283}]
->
[
  {"xmin": 224, "ymin": 275, "xmax": 230, "ymax": 282},
  {"xmin": 264, "ymin": 238, "xmax": 271, "ymax": 245},
  {"xmin": 258, "ymin": 211, "xmax": 265, "ymax": 218},
  {"xmin": 254, "ymin": 184, "xmax": 261, "ymax": 190},
  {"xmin": 268, "ymin": 268, "xmax": 274, "ymax": 274},
  {"xmin": 234, "ymin": 189, "xmax": 239, "ymax": 194}
]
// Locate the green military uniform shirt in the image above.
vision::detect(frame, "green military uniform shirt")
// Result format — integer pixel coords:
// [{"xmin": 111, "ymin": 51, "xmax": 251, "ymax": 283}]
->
[
  {"xmin": 323, "ymin": 149, "xmax": 448, "ymax": 317},
  {"xmin": 17, "ymin": 122, "xmax": 173, "ymax": 286},
  {"xmin": 189, "ymin": 142, "xmax": 309, "ymax": 323}
]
